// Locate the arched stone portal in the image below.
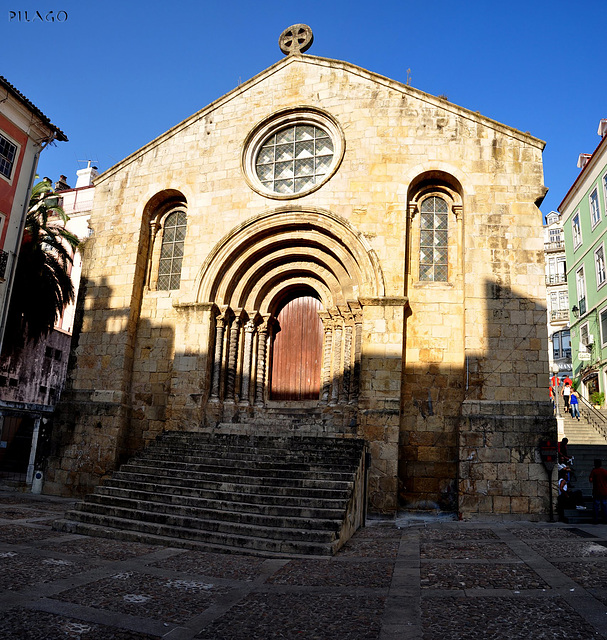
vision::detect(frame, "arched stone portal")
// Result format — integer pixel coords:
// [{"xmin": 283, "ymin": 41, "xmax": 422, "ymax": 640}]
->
[{"xmin": 193, "ymin": 207, "xmax": 384, "ymax": 426}]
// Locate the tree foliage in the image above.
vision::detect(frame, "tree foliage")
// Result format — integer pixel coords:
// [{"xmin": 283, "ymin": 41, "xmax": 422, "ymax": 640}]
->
[{"xmin": 3, "ymin": 179, "xmax": 80, "ymax": 353}]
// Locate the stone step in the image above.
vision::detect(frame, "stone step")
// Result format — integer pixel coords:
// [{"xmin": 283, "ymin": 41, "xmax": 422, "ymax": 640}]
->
[
  {"xmin": 158, "ymin": 431, "xmax": 362, "ymax": 446},
  {"xmin": 561, "ymin": 504, "xmax": 594, "ymax": 524},
  {"xmin": 560, "ymin": 411, "xmax": 607, "ymax": 445},
  {"xmin": 153, "ymin": 438, "xmax": 361, "ymax": 460},
  {"xmin": 124, "ymin": 458, "xmax": 356, "ymax": 480},
  {"xmin": 94, "ymin": 485, "xmax": 347, "ymax": 518},
  {"xmin": 113, "ymin": 467, "xmax": 353, "ymax": 492},
  {"xmin": 53, "ymin": 514, "xmax": 337, "ymax": 556},
  {"xmin": 566, "ymin": 444, "xmax": 607, "ymax": 497},
  {"xmin": 101, "ymin": 478, "xmax": 350, "ymax": 505},
  {"xmin": 139, "ymin": 445, "xmax": 362, "ymax": 464},
  {"xmin": 53, "ymin": 432, "xmax": 367, "ymax": 556},
  {"xmin": 75, "ymin": 495, "xmax": 342, "ymax": 532}
]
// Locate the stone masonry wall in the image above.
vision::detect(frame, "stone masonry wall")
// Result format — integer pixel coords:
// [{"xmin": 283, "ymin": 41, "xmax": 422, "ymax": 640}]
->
[{"xmin": 45, "ymin": 54, "xmax": 552, "ymax": 515}]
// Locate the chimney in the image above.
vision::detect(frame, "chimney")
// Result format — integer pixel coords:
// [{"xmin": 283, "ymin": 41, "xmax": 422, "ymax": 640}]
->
[
  {"xmin": 598, "ymin": 119, "xmax": 607, "ymax": 138},
  {"xmin": 54, "ymin": 175, "xmax": 70, "ymax": 191},
  {"xmin": 75, "ymin": 161, "xmax": 99, "ymax": 188},
  {"xmin": 577, "ymin": 153, "xmax": 592, "ymax": 169}
]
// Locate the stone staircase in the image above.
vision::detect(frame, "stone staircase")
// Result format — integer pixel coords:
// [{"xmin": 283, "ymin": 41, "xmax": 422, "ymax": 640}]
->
[
  {"xmin": 559, "ymin": 444, "xmax": 607, "ymax": 524},
  {"xmin": 53, "ymin": 432, "xmax": 367, "ymax": 556},
  {"xmin": 560, "ymin": 410, "xmax": 607, "ymax": 445}
]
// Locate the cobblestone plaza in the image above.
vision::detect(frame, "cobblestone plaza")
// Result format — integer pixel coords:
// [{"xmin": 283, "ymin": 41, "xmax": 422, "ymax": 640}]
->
[{"xmin": 1, "ymin": 492, "xmax": 605, "ymax": 639}]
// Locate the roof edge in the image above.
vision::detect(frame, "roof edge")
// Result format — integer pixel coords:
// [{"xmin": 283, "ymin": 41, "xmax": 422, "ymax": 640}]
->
[
  {"xmin": 558, "ymin": 133, "xmax": 607, "ymax": 213},
  {"xmin": 0, "ymin": 75, "xmax": 67, "ymax": 142}
]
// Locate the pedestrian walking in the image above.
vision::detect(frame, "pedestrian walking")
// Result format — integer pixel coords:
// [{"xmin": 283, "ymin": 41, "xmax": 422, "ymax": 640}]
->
[
  {"xmin": 589, "ymin": 459, "xmax": 607, "ymax": 524},
  {"xmin": 570, "ymin": 391, "xmax": 580, "ymax": 420},
  {"xmin": 562, "ymin": 382, "xmax": 571, "ymax": 411}
]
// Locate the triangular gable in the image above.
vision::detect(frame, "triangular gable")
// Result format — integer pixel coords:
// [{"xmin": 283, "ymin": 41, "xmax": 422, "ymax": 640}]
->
[{"xmin": 96, "ymin": 53, "xmax": 545, "ymax": 184}]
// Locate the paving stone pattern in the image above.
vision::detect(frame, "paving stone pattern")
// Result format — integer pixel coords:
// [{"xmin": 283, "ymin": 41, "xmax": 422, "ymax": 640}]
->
[{"xmin": 0, "ymin": 492, "xmax": 606, "ymax": 639}]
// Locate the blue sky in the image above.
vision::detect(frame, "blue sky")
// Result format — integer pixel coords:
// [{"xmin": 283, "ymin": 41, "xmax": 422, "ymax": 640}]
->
[{"xmin": 4, "ymin": 0, "xmax": 605, "ymax": 217}]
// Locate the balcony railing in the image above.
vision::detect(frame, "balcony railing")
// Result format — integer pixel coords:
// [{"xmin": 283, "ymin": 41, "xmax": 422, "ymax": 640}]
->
[
  {"xmin": 544, "ymin": 240, "xmax": 565, "ymax": 251},
  {"xmin": 546, "ymin": 273, "xmax": 567, "ymax": 285},
  {"xmin": 550, "ymin": 309, "xmax": 569, "ymax": 322}
]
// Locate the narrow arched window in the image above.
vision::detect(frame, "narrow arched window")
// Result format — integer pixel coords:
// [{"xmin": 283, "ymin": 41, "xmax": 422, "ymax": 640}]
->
[
  {"xmin": 419, "ymin": 196, "xmax": 448, "ymax": 282},
  {"xmin": 157, "ymin": 210, "xmax": 187, "ymax": 290}
]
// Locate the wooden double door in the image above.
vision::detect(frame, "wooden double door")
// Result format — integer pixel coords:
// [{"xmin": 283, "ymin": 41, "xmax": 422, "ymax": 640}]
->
[{"xmin": 270, "ymin": 293, "xmax": 323, "ymax": 401}]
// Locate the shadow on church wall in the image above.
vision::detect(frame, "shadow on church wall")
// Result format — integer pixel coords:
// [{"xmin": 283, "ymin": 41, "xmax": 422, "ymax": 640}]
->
[{"xmin": 42, "ymin": 273, "xmax": 557, "ymax": 520}]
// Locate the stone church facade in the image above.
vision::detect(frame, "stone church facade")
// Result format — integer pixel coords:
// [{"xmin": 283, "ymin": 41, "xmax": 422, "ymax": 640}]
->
[{"xmin": 44, "ymin": 30, "xmax": 555, "ymax": 518}]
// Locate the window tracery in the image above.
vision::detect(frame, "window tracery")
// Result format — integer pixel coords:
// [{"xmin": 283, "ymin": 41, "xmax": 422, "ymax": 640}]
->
[
  {"xmin": 419, "ymin": 196, "xmax": 449, "ymax": 282},
  {"xmin": 157, "ymin": 210, "xmax": 187, "ymax": 290}
]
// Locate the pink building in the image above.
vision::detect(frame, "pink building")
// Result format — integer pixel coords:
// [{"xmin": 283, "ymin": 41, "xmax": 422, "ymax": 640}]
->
[{"xmin": 0, "ymin": 75, "xmax": 67, "ymax": 352}]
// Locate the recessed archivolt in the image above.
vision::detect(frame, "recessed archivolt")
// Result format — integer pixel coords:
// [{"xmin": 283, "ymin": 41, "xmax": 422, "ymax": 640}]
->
[
  {"xmin": 247, "ymin": 263, "xmax": 340, "ymax": 311},
  {"xmin": 195, "ymin": 207, "xmax": 384, "ymax": 307},
  {"xmin": 226, "ymin": 245, "xmax": 351, "ymax": 307},
  {"xmin": 257, "ymin": 277, "xmax": 333, "ymax": 315}
]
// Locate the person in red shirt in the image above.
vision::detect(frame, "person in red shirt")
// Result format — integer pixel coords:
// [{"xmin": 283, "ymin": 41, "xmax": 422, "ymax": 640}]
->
[{"xmin": 589, "ymin": 459, "xmax": 607, "ymax": 524}]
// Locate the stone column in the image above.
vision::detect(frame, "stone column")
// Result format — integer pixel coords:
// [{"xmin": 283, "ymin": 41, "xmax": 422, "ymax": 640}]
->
[
  {"xmin": 340, "ymin": 308, "xmax": 354, "ymax": 404},
  {"xmin": 254, "ymin": 316, "xmax": 271, "ymax": 407},
  {"xmin": 146, "ymin": 219, "xmax": 161, "ymax": 288},
  {"xmin": 319, "ymin": 311, "xmax": 333, "ymax": 404},
  {"xmin": 349, "ymin": 302, "xmax": 363, "ymax": 404},
  {"xmin": 330, "ymin": 309, "xmax": 343, "ymax": 406},
  {"xmin": 209, "ymin": 312, "xmax": 227, "ymax": 403},
  {"xmin": 452, "ymin": 204, "xmax": 463, "ymax": 280},
  {"xmin": 239, "ymin": 319, "xmax": 256, "ymax": 406},
  {"xmin": 225, "ymin": 310, "xmax": 243, "ymax": 403}
]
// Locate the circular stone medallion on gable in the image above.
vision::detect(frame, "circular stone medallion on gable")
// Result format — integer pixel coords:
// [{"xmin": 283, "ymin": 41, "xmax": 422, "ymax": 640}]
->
[{"xmin": 242, "ymin": 108, "xmax": 345, "ymax": 200}]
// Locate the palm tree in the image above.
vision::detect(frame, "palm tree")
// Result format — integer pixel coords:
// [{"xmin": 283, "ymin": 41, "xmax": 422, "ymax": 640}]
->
[{"xmin": 3, "ymin": 178, "xmax": 80, "ymax": 353}]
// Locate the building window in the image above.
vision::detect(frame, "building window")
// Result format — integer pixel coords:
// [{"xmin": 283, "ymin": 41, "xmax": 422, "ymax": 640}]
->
[
  {"xmin": 596, "ymin": 244, "xmax": 606, "ymax": 288},
  {"xmin": 0, "ymin": 134, "xmax": 17, "ymax": 180},
  {"xmin": 243, "ymin": 108, "xmax": 345, "ymax": 200},
  {"xmin": 590, "ymin": 188, "xmax": 601, "ymax": 228},
  {"xmin": 547, "ymin": 257, "xmax": 566, "ymax": 284},
  {"xmin": 549, "ymin": 228, "xmax": 561, "ymax": 244},
  {"xmin": 157, "ymin": 210, "xmax": 187, "ymax": 291},
  {"xmin": 552, "ymin": 331, "xmax": 560, "ymax": 359},
  {"xmin": 561, "ymin": 330, "xmax": 571, "ymax": 358},
  {"xmin": 419, "ymin": 196, "xmax": 448, "ymax": 282},
  {"xmin": 576, "ymin": 266, "xmax": 586, "ymax": 315},
  {"xmin": 552, "ymin": 329, "xmax": 571, "ymax": 359},
  {"xmin": 580, "ymin": 322, "xmax": 590, "ymax": 352},
  {"xmin": 256, "ymin": 124, "xmax": 334, "ymax": 195},
  {"xmin": 601, "ymin": 307, "xmax": 607, "ymax": 346},
  {"xmin": 572, "ymin": 212, "xmax": 582, "ymax": 248},
  {"xmin": 550, "ymin": 290, "xmax": 569, "ymax": 321}
]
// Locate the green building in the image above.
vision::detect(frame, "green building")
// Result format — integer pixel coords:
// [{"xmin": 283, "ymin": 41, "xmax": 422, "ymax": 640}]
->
[{"xmin": 560, "ymin": 119, "xmax": 607, "ymax": 401}]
